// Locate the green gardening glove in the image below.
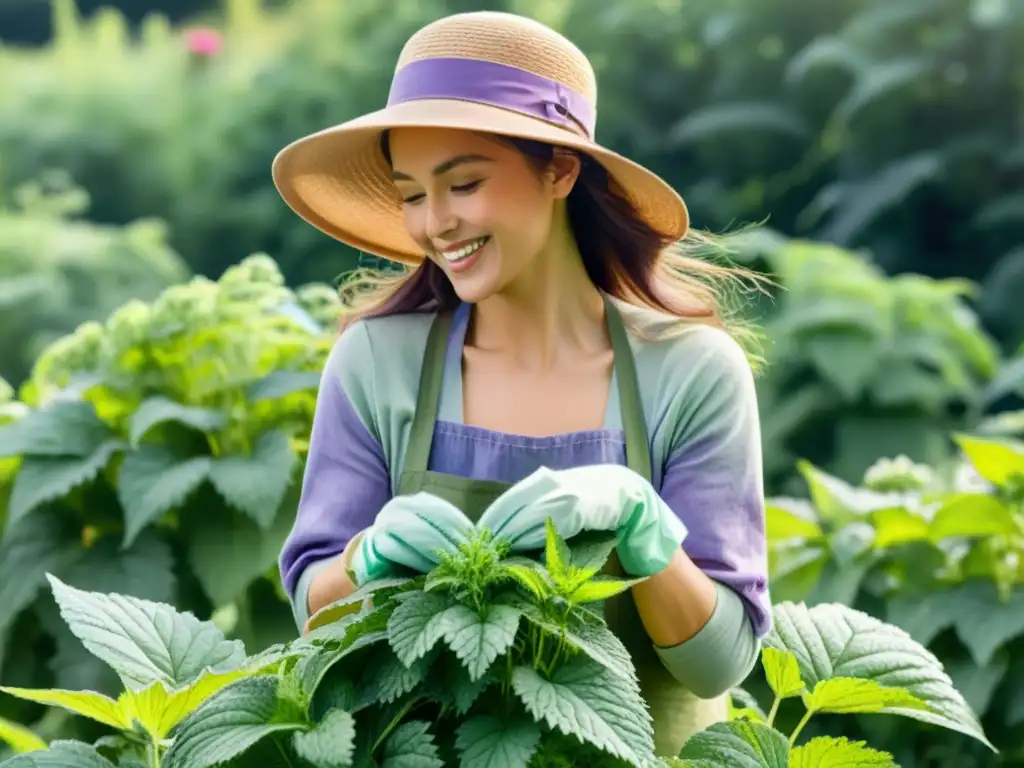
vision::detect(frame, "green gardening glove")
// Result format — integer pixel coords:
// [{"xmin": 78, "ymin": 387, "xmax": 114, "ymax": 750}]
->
[
  {"xmin": 349, "ymin": 492, "xmax": 476, "ymax": 585},
  {"xmin": 477, "ymin": 464, "xmax": 688, "ymax": 576}
]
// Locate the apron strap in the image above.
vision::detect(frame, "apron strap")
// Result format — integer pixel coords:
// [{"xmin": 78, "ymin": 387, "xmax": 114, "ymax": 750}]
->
[
  {"xmin": 603, "ymin": 298, "xmax": 653, "ymax": 484},
  {"xmin": 403, "ymin": 309, "xmax": 453, "ymax": 476},
  {"xmin": 403, "ymin": 300, "xmax": 652, "ymax": 483}
]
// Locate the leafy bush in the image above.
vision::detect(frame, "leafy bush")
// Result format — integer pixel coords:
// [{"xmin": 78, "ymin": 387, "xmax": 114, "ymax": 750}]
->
[
  {"xmin": 0, "ymin": 172, "xmax": 189, "ymax": 388},
  {"xmin": 0, "ymin": 253, "xmax": 340, "ymax": 746},
  {"xmin": 765, "ymin": 431, "xmax": 1024, "ymax": 764},
  {"xmin": 728, "ymin": 230, "xmax": 1004, "ymax": 494},
  {"xmin": 0, "ymin": 520, "xmax": 991, "ymax": 767}
]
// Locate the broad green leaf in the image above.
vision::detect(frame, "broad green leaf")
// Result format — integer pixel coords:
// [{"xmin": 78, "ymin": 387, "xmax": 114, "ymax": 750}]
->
[
  {"xmin": 928, "ymin": 494, "xmax": 1017, "ymax": 541},
  {"xmin": 766, "ymin": 500, "xmax": 822, "ymax": 541},
  {"xmin": 386, "ymin": 591, "xmax": 452, "ymax": 667},
  {"xmin": 805, "ymin": 331, "xmax": 880, "ymax": 401},
  {"xmin": 117, "ymin": 445, "xmax": 212, "ymax": 548},
  {"xmin": 7, "ymin": 439, "xmax": 125, "ymax": 525},
  {"xmin": 670, "ymin": 102, "xmax": 812, "ymax": 146},
  {"xmin": 767, "ymin": 542, "xmax": 827, "ymax": 603},
  {"xmin": 762, "ymin": 647, "xmax": 804, "ymax": 698},
  {"xmin": 766, "ymin": 601, "xmax": 993, "ymax": 750},
  {"xmin": 0, "ymin": 716, "xmax": 46, "ymax": 753},
  {"xmin": 442, "ymin": 602, "xmax": 522, "ymax": 681},
  {"xmin": 0, "ymin": 401, "xmax": 112, "ymax": 459},
  {"xmin": 128, "ymin": 396, "xmax": 225, "ymax": 446},
  {"xmin": 569, "ymin": 575, "xmax": 644, "ymax": 605},
  {"xmin": 291, "ymin": 708, "xmax": 356, "ymax": 767},
  {"xmin": 513, "ymin": 657, "xmax": 655, "ymax": 764},
  {"xmin": 728, "ymin": 687, "xmax": 767, "ymax": 723},
  {"xmin": 163, "ymin": 676, "xmax": 304, "ymax": 768},
  {"xmin": 953, "ymin": 434, "xmax": 1024, "ymax": 486},
  {"xmin": 185, "ymin": 495, "xmax": 297, "ymax": 606},
  {"xmin": 388, "ymin": 592, "xmax": 521, "ymax": 681},
  {"xmin": 676, "ymin": 721, "xmax": 788, "ymax": 768},
  {"xmin": 871, "ymin": 507, "xmax": 928, "ymax": 548},
  {"xmin": 0, "ymin": 740, "xmax": 117, "ymax": 767},
  {"xmin": 0, "ymin": 509, "xmax": 81, "ymax": 633},
  {"xmin": 0, "ymin": 686, "xmax": 127, "ymax": 730},
  {"xmin": 46, "ymin": 574, "xmax": 246, "ymax": 691},
  {"xmin": 790, "ymin": 736, "xmax": 896, "ymax": 767},
  {"xmin": 454, "ymin": 715, "xmax": 542, "ymax": 768},
  {"xmin": 806, "ymin": 677, "xmax": 929, "ymax": 714},
  {"xmin": 380, "ymin": 721, "xmax": 444, "ymax": 768},
  {"xmin": 356, "ymin": 650, "xmax": 432, "ymax": 708},
  {"xmin": 947, "ymin": 656, "xmax": 1008, "ymax": 718},
  {"xmin": 947, "ymin": 582, "xmax": 1024, "ymax": 668},
  {"xmin": 208, "ymin": 430, "xmax": 297, "ymax": 529}
]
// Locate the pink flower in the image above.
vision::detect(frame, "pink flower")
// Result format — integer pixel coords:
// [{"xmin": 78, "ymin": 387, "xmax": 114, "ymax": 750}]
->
[{"xmin": 184, "ymin": 27, "xmax": 223, "ymax": 57}]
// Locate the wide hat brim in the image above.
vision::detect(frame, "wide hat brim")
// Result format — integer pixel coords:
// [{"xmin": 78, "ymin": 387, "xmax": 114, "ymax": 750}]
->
[{"xmin": 271, "ymin": 98, "xmax": 689, "ymax": 266}]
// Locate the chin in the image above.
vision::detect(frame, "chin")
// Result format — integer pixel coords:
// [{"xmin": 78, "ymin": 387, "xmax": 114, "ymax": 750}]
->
[{"xmin": 449, "ymin": 277, "xmax": 499, "ymax": 305}]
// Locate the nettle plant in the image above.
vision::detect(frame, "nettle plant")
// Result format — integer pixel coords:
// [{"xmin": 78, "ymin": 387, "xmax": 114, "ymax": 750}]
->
[
  {"xmin": 0, "ymin": 254, "xmax": 340, "ymax": 714},
  {"xmin": 0, "ymin": 520, "xmax": 990, "ymax": 767},
  {"xmin": 765, "ymin": 431, "xmax": 1024, "ymax": 761}
]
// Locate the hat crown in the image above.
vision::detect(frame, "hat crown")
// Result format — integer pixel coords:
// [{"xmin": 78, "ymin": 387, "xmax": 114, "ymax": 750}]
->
[{"xmin": 395, "ymin": 12, "xmax": 597, "ymax": 109}]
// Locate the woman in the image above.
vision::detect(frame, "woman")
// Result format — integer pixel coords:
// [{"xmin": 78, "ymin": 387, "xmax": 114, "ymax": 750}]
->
[{"xmin": 274, "ymin": 10, "xmax": 771, "ymax": 757}]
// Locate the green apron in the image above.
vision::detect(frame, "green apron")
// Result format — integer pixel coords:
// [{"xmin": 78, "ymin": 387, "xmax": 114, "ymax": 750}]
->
[{"xmin": 395, "ymin": 299, "xmax": 728, "ymax": 757}]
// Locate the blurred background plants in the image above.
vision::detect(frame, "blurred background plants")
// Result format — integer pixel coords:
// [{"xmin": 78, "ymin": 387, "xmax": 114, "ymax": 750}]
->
[{"xmin": 0, "ymin": 0, "xmax": 1022, "ymax": 764}]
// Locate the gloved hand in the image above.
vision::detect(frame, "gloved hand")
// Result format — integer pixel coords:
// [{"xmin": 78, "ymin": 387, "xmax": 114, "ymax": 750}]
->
[
  {"xmin": 349, "ymin": 492, "xmax": 476, "ymax": 585},
  {"xmin": 477, "ymin": 464, "xmax": 688, "ymax": 576}
]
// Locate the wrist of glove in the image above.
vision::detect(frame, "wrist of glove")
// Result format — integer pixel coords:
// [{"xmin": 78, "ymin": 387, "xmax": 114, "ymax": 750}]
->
[
  {"xmin": 349, "ymin": 493, "xmax": 476, "ymax": 586},
  {"xmin": 477, "ymin": 464, "xmax": 687, "ymax": 577}
]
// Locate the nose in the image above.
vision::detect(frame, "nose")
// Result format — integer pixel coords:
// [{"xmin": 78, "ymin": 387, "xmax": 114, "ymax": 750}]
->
[{"xmin": 424, "ymin": 195, "xmax": 457, "ymax": 242}]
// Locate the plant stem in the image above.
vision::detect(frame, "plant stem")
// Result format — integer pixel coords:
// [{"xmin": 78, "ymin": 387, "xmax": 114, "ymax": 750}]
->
[
  {"xmin": 788, "ymin": 709, "xmax": 814, "ymax": 747},
  {"xmin": 149, "ymin": 740, "xmax": 161, "ymax": 768},
  {"xmin": 766, "ymin": 695, "xmax": 781, "ymax": 727}
]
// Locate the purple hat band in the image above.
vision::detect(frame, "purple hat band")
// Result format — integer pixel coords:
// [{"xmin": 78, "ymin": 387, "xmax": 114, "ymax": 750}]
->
[{"xmin": 387, "ymin": 57, "xmax": 596, "ymax": 139}]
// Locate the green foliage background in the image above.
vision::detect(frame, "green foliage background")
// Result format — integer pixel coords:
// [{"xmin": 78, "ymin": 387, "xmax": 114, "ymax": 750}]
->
[{"xmin": 0, "ymin": 0, "xmax": 1023, "ymax": 765}]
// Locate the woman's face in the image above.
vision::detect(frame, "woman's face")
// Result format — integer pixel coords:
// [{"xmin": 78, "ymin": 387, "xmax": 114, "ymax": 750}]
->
[{"xmin": 388, "ymin": 127, "xmax": 576, "ymax": 303}]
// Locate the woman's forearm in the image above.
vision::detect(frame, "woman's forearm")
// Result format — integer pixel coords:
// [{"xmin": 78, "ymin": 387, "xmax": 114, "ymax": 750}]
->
[
  {"xmin": 631, "ymin": 547, "xmax": 719, "ymax": 647},
  {"xmin": 302, "ymin": 532, "xmax": 365, "ymax": 630}
]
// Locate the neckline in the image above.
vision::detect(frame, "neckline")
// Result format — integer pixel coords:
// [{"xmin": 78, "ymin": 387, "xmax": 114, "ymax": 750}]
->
[{"xmin": 438, "ymin": 301, "xmax": 622, "ymax": 433}]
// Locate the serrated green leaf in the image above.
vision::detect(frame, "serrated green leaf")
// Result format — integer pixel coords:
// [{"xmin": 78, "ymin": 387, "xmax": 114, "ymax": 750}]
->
[
  {"xmin": 291, "ymin": 707, "xmax": 356, "ymax": 767},
  {"xmin": 501, "ymin": 560, "xmax": 551, "ymax": 600},
  {"xmin": 307, "ymin": 577, "xmax": 413, "ymax": 632},
  {"xmin": 380, "ymin": 720, "xmax": 443, "ymax": 768},
  {"xmin": 0, "ymin": 716, "xmax": 47, "ymax": 754},
  {"xmin": 676, "ymin": 721, "xmax": 788, "ymax": 767},
  {"xmin": 512, "ymin": 657, "xmax": 655, "ymax": 764},
  {"xmin": 790, "ymin": 736, "xmax": 896, "ymax": 767},
  {"xmin": 762, "ymin": 647, "xmax": 804, "ymax": 698},
  {"xmin": 569, "ymin": 575, "xmax": 644, "ymax": 605},
  {"xmin": 953, "ymin": 434, "xmax": 1024, "ymax": 486},
  {"xmin": 928, "ymin": 494, "xmax": 1017, "ymax": 540},
  {"xmin": 567, "ymin": 532, "xmax": 619, "ymax": 575},
  {"xmin": 7, "ymin": 439, "xmax": 125, "ymax": 525},
  {"xmin": 807, "ymin": 677, "xmax": 929, "ymax": 714},
  {"xmin": 543, "ymin": 517, "xmax": 571, "ymax": 585},
  {"xmin": 128, "ymin": 396, "xmax": 225, "ymax": 446},
  {"xmin": 46, "ymin": 574, "xmax": 246, "ymax": 691},
  {"xmin": 356, "ymin": 650, "xmax": 432, "ymax": 709},
  {"xmin": 163, "ymin": 676, "xmax": 304, "ymax": 768},
  {"xmin": 441, "ymin": 601, "xmax": 522, "ymax": 681},
  {"xmin": 117, "ymin": 446, "xmax": 211, "ymax": 548},
  {"xmin": 0, "ymin": 508, "xmax": 81, "ymax": 633},
  {"xmin": 0, "ymin": 739, "xmax": 117, "ymax": 767},
  {"xmin": 454, "ymin": 715, "xmax": 541, "ymax": 768},
  {"xmin": 386, "ymin": 591, "xmax": 452, "ymax": 667},
  {"xmin": 0, "ymin": 686, "xmax": 127, "ymax": 730},
  {"xmin": 208, "ymin": 430, "xmax": 297, "ymax": 528},
  {"xmin": 0, "ymin": 401, "xmax": 113, "ymax": 459},
  {"xmin": 766, "ymin": 601, "xmax": 993, "ymax": 750}
]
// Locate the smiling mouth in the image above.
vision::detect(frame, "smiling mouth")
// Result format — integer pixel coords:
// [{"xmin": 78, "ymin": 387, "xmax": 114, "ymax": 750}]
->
[{"xmin": 441, "ymin": 237, "xmax": 489, "ymax": 264}]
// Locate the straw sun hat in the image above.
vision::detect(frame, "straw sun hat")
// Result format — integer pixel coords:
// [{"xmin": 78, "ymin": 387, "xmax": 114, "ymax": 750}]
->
[{"xmin": 271, "ymin": 11, "xmax": 690, "ymax": 265}]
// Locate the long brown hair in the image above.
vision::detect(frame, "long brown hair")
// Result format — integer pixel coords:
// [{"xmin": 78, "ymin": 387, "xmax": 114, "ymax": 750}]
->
[{"xmin": 336, "ymin": 132, "xmax": 770, "ymax": 369}]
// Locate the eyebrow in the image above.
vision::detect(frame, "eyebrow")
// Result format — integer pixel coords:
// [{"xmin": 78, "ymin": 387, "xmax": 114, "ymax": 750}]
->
[{"xmin": 391, "ymin": 154, "xmax": 494, "ymax": 181}]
